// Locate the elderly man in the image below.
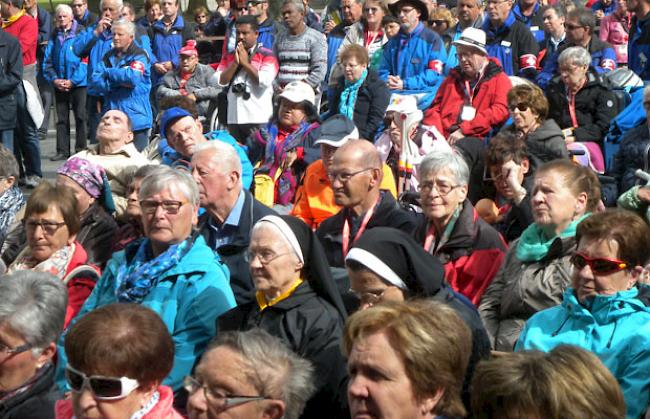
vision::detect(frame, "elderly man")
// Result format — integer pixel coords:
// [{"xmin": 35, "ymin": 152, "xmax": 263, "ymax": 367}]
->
[
  {"xmin": 538, "ymin": 4, "xmax": 567, "ymax": 68},
  {"xmin": 629, "ymin": 0, "xmax": 650, "ymax": 80},
  {"xmin": 74, "ymin": 110, "xmax": 151, "ymax": 218},
  {"xmin": 43, "ymin": 4, "xmax": 88, "ymax": 161},
  {"xmin": 378, "ymin": 0, "xmax": 447, "ymax": 93},
  {"xmin": 292, "ymin": 115, "xmax": 397, "ymax": 229},
  {"xmin": 537, "ymin": 7, "xmax": 617, "ymax": 88},
  {"xmin": 186, "ymin": 329, "xmax": 315, "ymax": 419},
  {"xmin": 423, "ymin": 28, "xmax": 511, "ymax": 144},
  {"xmin": 92, "ymin": 19, "xmax": 152, "ymax": 151},
  {"xmin": 274, "ymin": 0, "xmax": 327, "ymax": 94},
  {"xmin": 192, "ymin": 140, "xmax": 274, "ymax": 305},
  {"xmin": 71, "ymin": 0, "xmax": 97, "ymax": 27},
  {"xmin": 345, "ymin": 301, "xmax": 472, "ymax": 419},
  {"xmin": 326, "ymin": 0, "xmax": 363, "ymax": 80},
  {"xmin": 157, "ymin": 40, "xmax": 219, "ymax": 122},
  {"xmin": 444, "ymin": 0, "xmax": 484, "ymax": 70},
  {"xmin": 216, "ymin": 15, "xmax": 278, "ymax": 145},
  {"xmin": 316, "ymin": 139, "xmax": 416, "ymax": 268},
  {"xmin": 482, "ymin": 0, "xmax": 539, "ymax": 78}
]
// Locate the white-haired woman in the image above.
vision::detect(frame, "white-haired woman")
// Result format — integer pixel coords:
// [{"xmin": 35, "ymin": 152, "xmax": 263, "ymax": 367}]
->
[
  {"xmin": 0, "ymin": 271, "xmax": 68, "ymax": 417},
  {"xmin": 412, "ymin": 151, "xmax": 507, "ymax": 306},
  {"xmin": 56, "ymin": 166, "xmax": 236, "ymax": 395}
]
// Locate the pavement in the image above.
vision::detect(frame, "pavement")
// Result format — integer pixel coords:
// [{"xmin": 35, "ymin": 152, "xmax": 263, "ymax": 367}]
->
[{"xmin": 35, "ymin": 111, "xmax": 83, "ymax": 183}]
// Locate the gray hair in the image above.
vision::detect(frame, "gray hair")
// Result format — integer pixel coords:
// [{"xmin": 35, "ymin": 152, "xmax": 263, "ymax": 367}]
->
[
  {"xmin": 558, "ymin": 46, "xmax": 591, "ymax": 68},
  {"xmin": 0, "ymin": 271, "xmax": 68, "ymax": 352},
  {"xmin": 207, "ymin": 329, "xmax": 316, "ymax": 419},
  {"xmin": 0, "ymin": 144, "xmax": 19, "ymax": 179},
  {"xmin": 55, "ymin": 3, "xmax": 73, "ymax": 15},
  {"xmin": 419, "ymin": 151, "xmax": 470, "ymax": 186},
  {"xmin": 193, "ymin": 141, "xmax": 243, "ymax": 176},
  {"xmin": 100, "ymin": 0, "xmax": 124, "ymax": 11},
  {"xmin": 139, "ymin": 166, "xmax": 200, "ymax": 208},
  {"xmin": 282, "ymin": 0, "xmax": 305, "ymax": 13},
  {"xmin": 112, "ymin": 18, "xmax": 135, "ymax": 36}
]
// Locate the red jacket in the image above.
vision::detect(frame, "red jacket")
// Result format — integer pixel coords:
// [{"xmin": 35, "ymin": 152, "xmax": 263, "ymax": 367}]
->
[
  {"xmin": 3, "ymin": 13, "xmax": 37, "ymax": 65},
  {"xmin": 422, "ymin": 58, "xmax": 511, "ymax": 139},
  {"xmin": 62, "ymin": 242, "xmax": 100, "ymax": 328}
]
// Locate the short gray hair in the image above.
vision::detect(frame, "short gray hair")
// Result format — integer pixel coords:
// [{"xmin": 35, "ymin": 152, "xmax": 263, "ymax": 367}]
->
[
  {"xmin": 112, "ymin": 18, "xmax": 135, "ymax": 36},
  {"xmin": 55, "ymin": 3, "xmax": 73, "ymax": 15},
  {"xmin": 139, "ymin": 166, "xmax": 200, "ymax": 208},
  {"xmin": 419, "ymin": 151, "xmax": 470, "ymax": 186},
  {"xmin": 207, "ymin": 329, "xmax": 316, "ymax": 419},
  {"xmin": 100, "ymin": 0, "xmax": 123, "ymax": 11},
  {"xmin": 0, "ymin": 271, "xmax": 68, "ymax": 351},
  {"xmin": 193, "ymin": 141, "xmax": 242, "ymax": 176},
  {"xmin": 558, "ymin": 46, "xmax": 591, "ymax": 68},
  {"xmin": 0, "ymin": 144, "xmax": 19, "ymax": 179},
  {"xmin": 282, "ymin": 0, "xmax": 305, "ymax": 13}
]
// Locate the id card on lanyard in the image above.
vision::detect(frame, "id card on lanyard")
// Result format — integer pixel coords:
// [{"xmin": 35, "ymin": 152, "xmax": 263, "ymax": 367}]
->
[{"xmin": 460, "ymin": 69, "xmax": 486, "ymax": 122}]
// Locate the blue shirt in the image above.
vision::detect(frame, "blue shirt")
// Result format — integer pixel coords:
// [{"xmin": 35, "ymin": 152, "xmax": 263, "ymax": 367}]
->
[{"xmin": 209, "ymin": 189, "xmax": 245, "ymax": 249}]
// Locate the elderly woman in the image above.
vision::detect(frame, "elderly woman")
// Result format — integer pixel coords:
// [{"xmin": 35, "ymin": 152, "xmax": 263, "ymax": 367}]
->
[
  {"xmin": 546, "ymin": 46, "xmax": 617, "ymax": 173},
  {"xmin": 0, "ymin": 271, "xmax": 67, "ymax": 418},
  {"xmin": 56, "ymin": 157, "xmax": 118, "ymax": 267},
  {"xmin": 500, "ymin": 83, "xmax": 568, "ymax": 168},
  {"xmin": 330, "ymin": 45, "xmax": 390, "ymax": 140},
  {"xmin": 479, "ymin": 159, "xmax": 602, "ymax": 351},
  {"xmin": 7, "ymin": 183, "xmax": 98, "ymax": 328},
  {"xmin": 55, "ymin": 303, "xmax": 182, "ymax": 418},
  {"xmin": 516, "ymin": 209, "xmax": 650, "ymax": 419},
  {"xmin": 57, "ymin": 166, "xmax": 236, "ymax": 393},
  {"xmin": 252, "ymin": 81, "xmax": 320, "ymax": 207},
  {"xmin": 218, "ymin": 215, "xmax": 349, "ymax": 418},
  {"xmin": 413, "ymin": 151, "xmax": 507, "ymax": 306}
]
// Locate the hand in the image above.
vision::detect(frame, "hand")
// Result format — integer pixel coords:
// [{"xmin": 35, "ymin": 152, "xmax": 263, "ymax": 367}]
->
[
  {"xmin": 387, "ymin": 75, "xmax": 403, "ymax": 90},
  {"xmin": 637, "ymin": 186, "xmax": 650, "ymax": 203},
  {"xmin": 284, "ymin": 149, "xmax": 298, "ymax": 168},
  {"xmin": 186, "ymin": 93, "xmax": 196, "ymax": 101},
  {"xmin": 595, "ymin": 10, "xmax": 604, "ymax": 19},
  {"xmin": 447, "ymin": 129, "xmax": 464, "ymax": 145},
  {"xmin": 94, "ymin": 16, "xmax": 112, "ymax": 35},
  {"xmin": 53, "ymin": 79, "xmax": 65, "ymax": 90},
  {"xmin": 324, "ymin": 20, "xmax": 336, "ymax": 34},
  {"xmin": 502, "ymin": 160, "xmax": 527, "ymax": 204},
  {"xmin": 163, "ymin": 61, "xmax": 173, "ymax": 72},
  {"xmin": 236, "ymin": 42, "xmax": 249, "ymax": 66},
  {"xmin": 154, "ymin": 63, "xmax": 168, "ymax": 74},
  {"xmin": 565, "ymin": 135, "xmax": 576, "ymax": 145}
]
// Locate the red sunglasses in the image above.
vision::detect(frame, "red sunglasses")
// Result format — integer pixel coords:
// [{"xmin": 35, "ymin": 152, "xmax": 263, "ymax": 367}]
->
[{"xmin": 570, "ymin": 253, "xmax": 628, "ymax": 275}]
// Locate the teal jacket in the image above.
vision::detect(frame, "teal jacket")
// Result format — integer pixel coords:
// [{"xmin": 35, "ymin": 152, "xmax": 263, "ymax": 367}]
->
[
  {"xmin": 55, "ymin": 235, "xmax": 236, "ymax": 393},
  {"xmin": 516, "ymin": 287, "xmax": 650, "ymax": 419}
]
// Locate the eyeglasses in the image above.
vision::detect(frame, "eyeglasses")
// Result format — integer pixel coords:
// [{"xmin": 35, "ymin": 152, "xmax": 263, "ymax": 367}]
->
[
  {"xmin": 327, "ymin": 168, "xmax": 374, "ymax": 183},
  {"xmin": 237, "ymin": 7, "xmax": 248, "ymax": 11},
  {"xmin": 508, "ymin": 103, "xmax": 529, "ymax": 112},
  {"xmin": 244, "ymin": 249, "xmax": 290, "ymax": 265},
  {"xmin": 0, "ymin": 342, "xmax": 31, "ymax": 355},
  {"xmin": 139, "ymin": 200, "xmax": 188, "ymax": 215},
  {"xmin": 364, "ymin": 6, "xmax": 379, "ymax": 13},
  {"xmin": 398, "ymin": 6, "xmax": 416, "ymax": 15},
  {"xmin": 431, "ymin": 19, "xmax": 447, "ymax": 26},
  {"xmin": 184, "ymin": 376, "xmax": 270, "ymax": 411},
  {"xmin": 24, "ymin": 219, "xmax": 66, "ymax": 235},
  {"xmin": 65, "ymin": 365, "xmax": 140, "ymax": 400},
  {"xmin": 570, "ymin": 253, "xmax": 628, "ymax": 276},
  {"xmin": 564, "ymin": 23, "xmax": 584, "ymax": 30},
  {"xmin": 349, "ymin": 287, "xmax": 387, "ymax": 307},
  {"xmin": 418, "ymin": 180, "xmax": 461, "ymax": 196},
  {"xmin": 342, "ymin": 62, "xmax": 361, "ymax": 69}
]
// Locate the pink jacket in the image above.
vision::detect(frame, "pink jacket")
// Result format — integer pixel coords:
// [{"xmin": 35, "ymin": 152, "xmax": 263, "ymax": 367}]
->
[
  {"xmin": 599, "ymin": 13, "xmax": 630, "ymax": 64},
  {"xmin": 55, "ymin": 385, "xmax": 183, "ymax": 419}
]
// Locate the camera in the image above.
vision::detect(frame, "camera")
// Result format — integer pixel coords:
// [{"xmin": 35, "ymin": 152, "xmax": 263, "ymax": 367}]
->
[{"xmin": 232, "ymin": 83, "xmax": 250, "ymax": 100}]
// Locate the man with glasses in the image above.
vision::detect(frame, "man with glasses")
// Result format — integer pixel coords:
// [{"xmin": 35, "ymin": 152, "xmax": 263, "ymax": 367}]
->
[
  {"xmin": 71, "ymin": 0, "xmax": 97, "ymax": 27},
  {"xmin": 379, "ymin": 0, "xmax": 447, "ymax": 93},
  {"xmin": 482, "ymin": 0, "xmax": 539, "ymax": 78},
  {"xmin": 247, "ymin": 0, "xmax": 277, "ymax": 49},
  {"xmin": 444, "ymin": 0, "xmax": 484, "ymax": 71},
  {"xmin": 186, "ymin": 329, "xmax": 315, "ymax": 419},
  {"xmin": 316, "ymin": 139, "xmax": 416, "ymax": 268},
  {"xmin": 537, "ymin": 7, "xmax": 616, "ymax": 88}
]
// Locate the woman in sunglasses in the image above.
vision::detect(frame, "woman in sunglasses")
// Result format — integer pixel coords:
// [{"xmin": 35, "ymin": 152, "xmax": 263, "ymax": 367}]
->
[
  {"xmin": 480, "ymin": 160, "xmax": 602, "ymax": 351},
  {"xmin": 56, "ymin": 167, "xmax": 236, "ymax": 397},
  {"xmin": 516, "ymin": 209, "xmax": 650, "ymax": 419},
  {"xmin": 56, "ymin": 303, "xmax": 183, "ymax": 418}
]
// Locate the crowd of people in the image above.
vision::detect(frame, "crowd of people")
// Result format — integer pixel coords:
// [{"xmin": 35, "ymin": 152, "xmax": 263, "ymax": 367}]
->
[{"xmin": 0, "ymin": 0, "xmax": 650, "ymax": 417}]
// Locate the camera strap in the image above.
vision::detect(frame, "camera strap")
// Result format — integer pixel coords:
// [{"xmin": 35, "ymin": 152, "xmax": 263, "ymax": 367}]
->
[{"xmin": 225, "ymin": 65, "xmax": 243, "ymax": 94}]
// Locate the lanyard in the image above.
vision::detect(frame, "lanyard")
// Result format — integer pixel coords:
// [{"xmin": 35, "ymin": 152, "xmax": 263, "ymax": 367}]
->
[
  {"xmin": 342, "ymin": 197, "xmax": 380, "ymax": 258},
  {"xmin": 566, "ymin": 79, "xmax": 586, "ymax": 129},
  {"xmin": 462, "ymin": 64, "xmax": 487, "ymax": 106},
  {"xmin": 423, "ymin": 222, "xmax": 436, "ymax": 253},
  {"xmin": 364, "ymin": 29, "xmax": 381, "ymax": 49}
]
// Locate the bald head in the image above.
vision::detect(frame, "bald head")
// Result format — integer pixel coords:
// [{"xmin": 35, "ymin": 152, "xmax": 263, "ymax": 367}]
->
[
  {"xmin": 330, "ymin": 140, "xmax": 383, "ymax": 212},
  {"xmin": 336, "ymin": 140, "xmax": 382, "ymax": 171}
]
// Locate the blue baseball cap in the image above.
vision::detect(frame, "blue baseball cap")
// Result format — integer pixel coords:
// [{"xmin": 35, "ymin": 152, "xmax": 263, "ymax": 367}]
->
[{"xmin": 160, "ymin": 107, "xmax": 194, "ymax": 139}]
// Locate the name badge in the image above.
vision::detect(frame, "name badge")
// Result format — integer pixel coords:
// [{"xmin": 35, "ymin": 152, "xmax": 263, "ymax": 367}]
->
[
  {"xmin": 460, "ymin": 105, "xmax": 476, "ymax": 121},
  {"xmin": 501, "ymin": 40, "xmax": 511, "ymax": 47},
  {"xmin": 530, "ymin": 26, "xmax": 539, "ymax": 32},
  {"xmin": 411, "ymin": 57, "xmax": 421, "ymax": 64}
]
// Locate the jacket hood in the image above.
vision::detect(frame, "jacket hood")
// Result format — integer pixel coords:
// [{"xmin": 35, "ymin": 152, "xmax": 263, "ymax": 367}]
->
[{"xmin": 528, "ymin": 119, "xmax": 563, "ymax": 141}]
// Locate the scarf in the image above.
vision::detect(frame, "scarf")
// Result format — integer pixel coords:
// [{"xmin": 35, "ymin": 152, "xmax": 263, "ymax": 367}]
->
[
  {"xmin": 339, "ymin": 68, "xmax": 367, "ymax": 120},
  {"xmin": 8, "ymin": 242, "xmax": 74, "ymax": 279},
  {"xmin": 2, "ymin": 9, "xmax": 25, "ymax": 28},
  {"xmin": 0, "ymin": 186, "xmax": 24, "ymax": 236},
  {"xmin": 115, "ymin": 238, "xmax": 192, "ymax": 303},
  {"xmin": 0, "ymin": 363, "xmax": 52, "ymax": 405},
  {"xmin": 516, "ymin": 213, "xmax": 590, "ymax": 262}
]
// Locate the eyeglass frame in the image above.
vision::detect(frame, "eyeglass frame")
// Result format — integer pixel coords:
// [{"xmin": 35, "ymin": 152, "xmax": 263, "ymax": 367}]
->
[
  {"xmin": 570, "ymin": 252, "xmax": 628, "ymax": 276},
  {"xmin": 327, "ymin": 167, "xmax": 376, "ymax": 184},
  {"xmin": 0, "ymin": 342, "xmax": 31, "ymax": 355},
  {"xmin": 139, "ymin": 200, "xmax": 188, "ymax": 215},
  {"xmin": 417, "ymin": 180, "xmax": 462, "ymax": 196},
  {"xmin": 65, "ymin": 365, "xmax": 140, "ymax": 401},
  {"xmin": 184, "ymin": 376, "xmax": 271, "ymax": 411},
  {"xmin": 508, "ymin": 103, "xmax": 529, "ymax": 113},
  {"xmin": 23, "ymin": 219, "xmax": 67, "ymax": 235},
  {"xmin": 244, "ymin": 250, "xmax": 292, "ymax": 265},
  {"xmin": 349, "ymin": 287, "xmax": 388, "ymax": 307}
]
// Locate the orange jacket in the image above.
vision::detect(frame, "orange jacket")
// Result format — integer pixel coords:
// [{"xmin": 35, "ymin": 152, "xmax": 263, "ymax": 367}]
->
[{"xmin": 292, "ymin": 160, "xmax": 398, "ymax": 229}]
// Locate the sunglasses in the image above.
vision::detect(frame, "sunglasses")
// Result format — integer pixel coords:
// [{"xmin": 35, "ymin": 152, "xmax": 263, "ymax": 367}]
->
[
  {"xmin": 564, "ymin": 23, "xmax": 584, "ymax": 30},
  {"xmin": 508, "ymin": 103, "xmax": 529, "ymax": 112},
  {"xmin": 570, "ymin": 253, "xmax": 628, "ymax": 276},
  {"xmin": 65, "ymin": 365, "xmax": 140, "ymax": 400}
]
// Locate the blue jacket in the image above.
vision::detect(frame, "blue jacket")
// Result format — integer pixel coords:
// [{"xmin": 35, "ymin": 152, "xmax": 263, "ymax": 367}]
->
[
  {"xmin": 326, "ymin": 22, "xmax": 348, "ymax": 82},
  {"xmin": 149, "ymin": 15, "xmax": 194, "ymax": 85},
  {"xmin": 629, "ymin": 12, "xmax": 650, "ymax": 80},
  {"xmin": 257, "ymin": 18, "xmax": 277, "ymax": 50},
  {"xmin": 483, "ymin": 12, "xmax": 539, "ymax": 78},
  {"xmin": 512, "ymin": 1, "xmax": 545, "ymax": 43},
  {"xmin": 91, "ymin": 43, "xmax": 152, "ymax": 131},
  {"xmin": 72, "ymin": 24, "xmax": 114, "ymax": 96},
  {"xmin": 592, "ymin": 0, "xmax": 617, "ymax": 16},
  {"xmin": 55, "ymin": 235, "xmax": 236, "ymax": 393},
  {"xmin": 42, "ymin": 21, "xmax": 87, "ymax": 87},
  {"xmin": 378, "ymin": 22, "xmax": 447, "ymax": 93},
  {"xmin": 516, "ymin": 287, "xmax": 650, "ymax": 419}
]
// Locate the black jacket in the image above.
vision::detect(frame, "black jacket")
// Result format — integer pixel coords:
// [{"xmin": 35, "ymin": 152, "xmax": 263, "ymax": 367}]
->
[
  {"xmin": 218, "ymin": 282, "xmax": 349, "ymax": 419},
  {"xmin": 547, "ymin": 68, "xmax": 618, "ymax": 144},
  {"xmin": 316, "ymin": 192, "xmax": 418, "ymax": 268},
  {"xmin": 610, "ymin": 123, "xmax": 650, "ymax": 195},
  {"xmin": 0, "ymin": 363, "xmax": 60, "ymax": 419},
  {"xmin": 501, "ymin": 119, "xmax": 569, "ymax": 170},
  {"xmin": 0, "ymin": 29, "xmax": 22, "ymax": 131},
  {"xmin": 198, "ymin": 189, "xmax": 275, "ymax": 306},
  {"xmin": 77, "ymin": 203, "xmax": 118, "ymax": 268},
  {"xmin": 330, "ymin": 68, "xmax": 391, "ymax": 140}
]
